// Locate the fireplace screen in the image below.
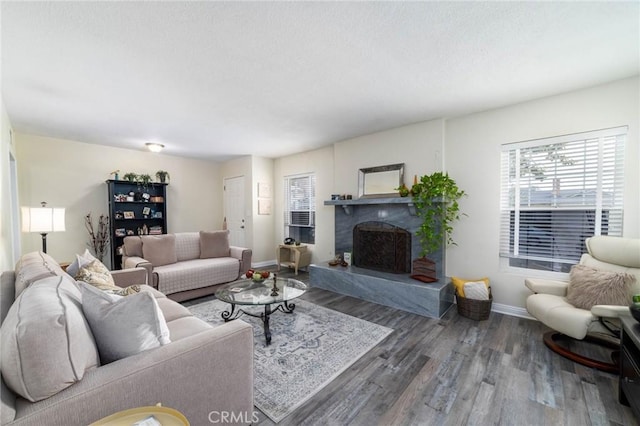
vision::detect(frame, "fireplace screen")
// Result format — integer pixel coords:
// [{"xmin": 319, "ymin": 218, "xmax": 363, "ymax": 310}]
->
[{"xmin": 353, "ymin": 222, "xmax": 411, "ymax": 274}]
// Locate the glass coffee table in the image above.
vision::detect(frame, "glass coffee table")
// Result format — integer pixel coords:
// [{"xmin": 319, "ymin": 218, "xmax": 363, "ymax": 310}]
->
[{"xmin": 215, "ymin": 275, "xmax": 307, "ymax": 345}]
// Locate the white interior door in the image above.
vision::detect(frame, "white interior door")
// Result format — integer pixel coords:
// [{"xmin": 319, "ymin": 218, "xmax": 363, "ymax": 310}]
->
[{"xmin": 223, "ymin": 176, "xmax": 246, "ymax": 247}]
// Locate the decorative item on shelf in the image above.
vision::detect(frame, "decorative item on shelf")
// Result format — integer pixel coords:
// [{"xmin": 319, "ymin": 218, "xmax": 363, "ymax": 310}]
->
[
  {"xmin": 115, "ymin": 228, "xmax": 126, "ymax": 237},
  {"xmin": 395, "ymin": 183, "xmax": 410, "ymax": 197},
  {"xmin": 141, "ymin": 192, "xmax": 151, "ymax": 202},
  {"xmin": 149, "ymin": 226, "xmax": 163, "ymax": 235},
  {"xmin": 410, "ymin": 174, "xmax": 421, "ymax": 196},
  {"xmin": 123, "ymin": 211, "xmax": 135, "ymax": 219},
  {"xmin": 155, "ymin": 170, "xmax": 170, "ymax": 183},
  {"xmin": 150, "ymin": 196, "xmax": 164, "ymax": 202},
  {"xmin": 142, "ymin": 206, "xmax": 151, "ymax": 217},
  {"xmin": 111, "ymin": 170, "xmax": 120, "ymax": 180},
  {"xmin": 114, "ymin": 211, "xmax": 124, "ymax": 219},
  {"xmin": 331, "ymin": 194, "xmax": 340, "ymax": 200},
  {"xmin": 123, "ymin": 172, "xmax": 138, "ymax": 183},
  {"xmin": 410, "ymin": 172, "xmax": 466, "ymax": 283},
  {"xmin": 139, "ymin": 174, "xmax": 152, "ymax": 189},
  {"xmin": 85, "ymin": 212, "xmax": 110, "ymax": 262},
  {"xmin": 127, "ymin": 191, "xmax": 135, "ymax": 201},
  {"xmin": 126, "ymin": 230, "xmax": 135, "ymax": 236}
]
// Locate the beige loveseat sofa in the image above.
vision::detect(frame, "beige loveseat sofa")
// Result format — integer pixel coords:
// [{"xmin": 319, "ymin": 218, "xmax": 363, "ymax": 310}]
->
[
  {"xmin": 122, "ymin": 231, "xmax": 252, "ymax": 302},
  {"xmin": 1, "ymin": 251, "xmax": 254, "ymax": 426}
]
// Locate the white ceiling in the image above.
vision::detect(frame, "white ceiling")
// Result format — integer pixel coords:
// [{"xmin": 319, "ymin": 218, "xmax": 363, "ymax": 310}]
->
[{"xmin": 2, "ymin": 1, "xmax": 639, "ymax": 162}]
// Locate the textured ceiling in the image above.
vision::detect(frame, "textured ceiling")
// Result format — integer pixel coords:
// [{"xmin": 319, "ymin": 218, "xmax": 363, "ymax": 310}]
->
[{"xmin": 2, "ymin": 2, "xmax": 638, "ymax": 161}]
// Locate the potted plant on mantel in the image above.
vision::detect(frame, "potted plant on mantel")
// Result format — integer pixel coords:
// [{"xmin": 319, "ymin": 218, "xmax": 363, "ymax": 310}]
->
[{"xmin": 410, "ymin": 172, "xmax": 466, "ymax": 283}]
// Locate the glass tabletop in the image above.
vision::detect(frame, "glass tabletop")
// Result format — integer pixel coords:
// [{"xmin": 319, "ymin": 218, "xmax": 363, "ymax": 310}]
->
[{"xmin": 215, "ymin": 277, "xmax": 307, "ymax": 306}]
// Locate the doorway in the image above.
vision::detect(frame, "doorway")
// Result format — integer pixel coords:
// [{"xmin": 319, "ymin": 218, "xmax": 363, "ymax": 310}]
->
[{"xmin": 223, "ymin": 176, "xmax": 246, "ymax": 247}]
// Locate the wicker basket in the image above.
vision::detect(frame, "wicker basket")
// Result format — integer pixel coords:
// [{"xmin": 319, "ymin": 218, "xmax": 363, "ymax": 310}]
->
[{"xmin": 456, "ymin": 288, "xmax": 492, "ymax": 320}]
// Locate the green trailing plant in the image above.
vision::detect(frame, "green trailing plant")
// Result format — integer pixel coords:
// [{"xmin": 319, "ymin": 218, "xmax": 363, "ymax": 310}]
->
[
  {"xmin": 411, "ymin": 172, "xmax": 466, "ymax": 257},
  {"xmin": 123, "ymin": 172, "xmax": 138, "ymax": 182},
  {"xmin": 155, "ymin": 170, "xmax": 170, "ymax": 183}
]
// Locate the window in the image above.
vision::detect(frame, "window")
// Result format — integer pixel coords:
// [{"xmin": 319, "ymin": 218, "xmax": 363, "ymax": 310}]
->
[
  {"xmin": 500, "ymin": 127, "xmax": 626, "ymax": 273},
  {"xmin": 284, "ymin": 173, "xmax": 315, "ymax": 244}
]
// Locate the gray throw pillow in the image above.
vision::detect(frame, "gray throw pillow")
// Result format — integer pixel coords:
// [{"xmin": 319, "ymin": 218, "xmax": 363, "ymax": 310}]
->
[
  {"xmin": 141, "ymin": 234, "xmax": 177, "ymax": 266},
  {"xmin": 566, "ymin": 264, "xmax": 635, "ymax": 310},
  {"xmin": 80, "ymin": 282, "xmax": 170, "ymax": 364},
  {"xmin": 1, "ymin": 276, "xmax": 100, "ymax": 402},
  {"xmin": 200, "ymin": 230, "xmax": 230, "ymax": 259}
]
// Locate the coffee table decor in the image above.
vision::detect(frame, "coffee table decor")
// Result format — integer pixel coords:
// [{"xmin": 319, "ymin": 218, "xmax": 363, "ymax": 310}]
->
[
  {"xmin": 215, "ymin": 274, "xmax": 307, "ymax": 345},
  {"xmin": 186, "ymin": 297, "xmax": 393, "ymax": 423}
]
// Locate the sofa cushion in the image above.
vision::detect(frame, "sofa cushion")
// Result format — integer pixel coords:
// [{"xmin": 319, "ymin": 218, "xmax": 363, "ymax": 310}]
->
[
  {"xmin": 80, "ymin": 282, "xmax": 171, "ymax": 364},
  {"xmin": 154, "ymin": 257, "xmax": 240, "ymax": 295},
  {"xmin": 141, "ymin": 234, "xmax": 177, "ymax": 266},
  {"xmin": 1, "ymin": 275, "xmax": 100, "ymax": 402},
  {"xmin": 566, "ymin": 264, "xmax": 634, "ymax": 310},
  {"xmin": 14, "ymin": 251, "xmax": 67, "ymax": 298},
  {"xmin": 200, "ymin": 230, "xmax": 230, "ymax": 259},
  {"xmin": 175, "ymin": 232, "xmax": 201, "ymax": 261}
]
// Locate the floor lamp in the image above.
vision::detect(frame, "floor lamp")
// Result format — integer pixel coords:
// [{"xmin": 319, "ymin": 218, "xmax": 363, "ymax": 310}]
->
[{"xmin": 21, "ymin": 202, "xmax": 66, "ymax": 253}]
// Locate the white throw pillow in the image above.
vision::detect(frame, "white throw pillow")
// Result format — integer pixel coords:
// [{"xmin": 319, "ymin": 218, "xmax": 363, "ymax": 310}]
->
[
  {"xmin": 463, "ymin": 281, "xmax": 490, "ymax": 300},
  {"xmin": 66, "ymin": 249, "xmax": 97, "ymax": 278},
  {"xmin": 80, "ymin": 282, "xmax": 170, "ymax": 364}
]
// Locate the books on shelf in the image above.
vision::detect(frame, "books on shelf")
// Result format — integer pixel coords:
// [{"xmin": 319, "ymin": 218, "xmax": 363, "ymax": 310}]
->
[{"xmin": 149, "ymin": 226, "xmax": 163, "ymax": 235}]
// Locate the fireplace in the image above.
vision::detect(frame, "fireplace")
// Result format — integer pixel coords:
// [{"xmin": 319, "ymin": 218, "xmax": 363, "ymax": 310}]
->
[{"xmin": 353, "ymin": 221, "xmax": 411, "ymax": 273}]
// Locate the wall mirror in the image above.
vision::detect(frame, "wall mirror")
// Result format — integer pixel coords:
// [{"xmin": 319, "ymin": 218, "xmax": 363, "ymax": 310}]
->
[{"xmin": 358, "ymin": 163, "xmax": 404, "ymax": 198}]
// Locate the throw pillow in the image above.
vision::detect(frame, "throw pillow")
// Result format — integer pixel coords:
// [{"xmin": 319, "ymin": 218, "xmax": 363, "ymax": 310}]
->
[
  {"xmin": 66, "ymin": 249, "xmax": 97, "ymax": 278},
  {"xmin": 14, "ymin": 251, "xmax": 67, "ymax": 298},
  {"xmin": 141, "ymin": 234, "xmax": 177, "ymax": 266},
  {"xmin": 452, "ymin": 276, "xmax": 490, "ymax": 297},
  {"xmin": 463, "ymin": 282, "xmax": 490, "ymax": 300},
  {"xmin": 1, "ymin": 275, "xmax": 100, "ymax": 402},
  {"xmin": 80, "ymin": 282, "xmax": 171, "ymax": 364},
  {"xmin": 75, "ymin": 259, "xmax": 120, "ymax": 292},
  {"xmin": 566, "ymin": 264, "xmax": 635, "ymax": 310},
  {"xmin": 200, "ymin": 230, "xmax": 230, "ymax": 259}
]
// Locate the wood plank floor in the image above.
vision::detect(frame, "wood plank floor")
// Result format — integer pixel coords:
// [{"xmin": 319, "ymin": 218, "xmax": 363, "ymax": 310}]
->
[{"xmin": 240, "ymin": 269, "xmax": 638, "ymax": 425}]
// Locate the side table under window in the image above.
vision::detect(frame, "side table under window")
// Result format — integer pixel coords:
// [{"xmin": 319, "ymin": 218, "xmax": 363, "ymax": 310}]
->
[{"xmin": 277, "ymin": 244, "xmax": 311, "ymax": 275}]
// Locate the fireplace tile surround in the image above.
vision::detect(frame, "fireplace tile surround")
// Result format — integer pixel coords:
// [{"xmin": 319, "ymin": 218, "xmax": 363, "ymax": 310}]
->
[{"xmin": 310, "ymin": 197, "xmax": 454, "ymax": 318}]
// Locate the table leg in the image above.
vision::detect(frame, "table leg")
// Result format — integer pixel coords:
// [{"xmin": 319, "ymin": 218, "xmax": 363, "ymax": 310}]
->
[{"xmin": 263, "ymin": 304, "xmax": 272, "ymax": 345}]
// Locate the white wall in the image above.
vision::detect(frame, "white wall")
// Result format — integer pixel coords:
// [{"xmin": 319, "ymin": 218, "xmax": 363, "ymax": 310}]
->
[
  {"xmin": 445, "ymin": 77, "xmax": 640, "ymax": 310},
  {"xmin": 251, "ymin": 156, "xmax": 275, "ymax": 264},
  {"xmin": 333, "ymin": 119, "xmax": 446, "ymax": 196},
  {"xmin": 274, "ymin": 146, "xmax": 335, "ymax": 264},
  {"xmin": 16, "ymin": 133, "xmax": 222, "ymax": 268},
  {"xmin": 0, "ymin": 99, "xmax": 18, "ymax": 271}
]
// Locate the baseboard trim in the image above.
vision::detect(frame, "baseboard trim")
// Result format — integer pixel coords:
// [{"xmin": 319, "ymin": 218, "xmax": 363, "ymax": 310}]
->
[
  {"xmin": 491, "ymin": 302, "xmax": 533, "ymax": 320},
  {"xmin": 252, "ymin": 259, "xmax": 277, "ymax": 268}
]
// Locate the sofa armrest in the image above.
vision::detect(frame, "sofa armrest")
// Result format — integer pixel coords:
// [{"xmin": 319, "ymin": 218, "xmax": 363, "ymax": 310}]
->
[
  {"xmin": 230, "ymin": 246, "xmax": 252, "ymax": 277},
  {"xmin": 111, "ymin": 267, "xmax": 148, "ymax": 287},
  {"xmin": 524, "ymin": 277, "xmax": 568, "ymax": 296},
  {"xmin": 591, "ymin": 305, "xmax": 632, "ymax": 318},
  {"xmin": 122, "ymin": 256, "xmax": 154, "ymax": 287},
  {"xmin": 11, "ymin": 321, "xmax": 254, "ymax": 426}
]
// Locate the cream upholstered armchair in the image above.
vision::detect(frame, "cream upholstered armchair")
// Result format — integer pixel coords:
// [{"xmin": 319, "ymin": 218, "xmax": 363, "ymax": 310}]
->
[{"xmin": 525, "ymin": 236, "xmax": 640, "ymax": 373}]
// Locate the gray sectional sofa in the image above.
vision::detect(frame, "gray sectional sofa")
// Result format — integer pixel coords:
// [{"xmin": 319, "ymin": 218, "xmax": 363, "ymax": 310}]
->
[
  {"xmin": 0, "ymin": 251, "xmax": 254, "ymax": 426},
  {"xmin": 122, "ymin": 230, "xmax": 252, "ymax": 302}
]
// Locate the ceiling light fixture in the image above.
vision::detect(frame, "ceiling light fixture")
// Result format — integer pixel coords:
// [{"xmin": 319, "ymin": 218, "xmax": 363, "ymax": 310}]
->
[{"xmin": 146, "ymin": 143, "xmax": 164, "ymax": 153}]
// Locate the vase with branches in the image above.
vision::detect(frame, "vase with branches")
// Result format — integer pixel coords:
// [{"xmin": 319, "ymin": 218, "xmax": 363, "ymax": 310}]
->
[{"xmin": 85, "ymin": 213, "xmax": 110, "ymax": 262}]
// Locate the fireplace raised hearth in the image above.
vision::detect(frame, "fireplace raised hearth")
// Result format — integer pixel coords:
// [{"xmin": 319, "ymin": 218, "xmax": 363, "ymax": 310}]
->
[{"xmin": 311, "ymin": 197, "xmax": 453, "ymax": 318}]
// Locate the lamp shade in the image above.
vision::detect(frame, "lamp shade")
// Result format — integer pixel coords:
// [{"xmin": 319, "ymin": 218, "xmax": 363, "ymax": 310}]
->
[{"xmin": 21, "ymin": 207, "xmax": 66, "ymax": 233}]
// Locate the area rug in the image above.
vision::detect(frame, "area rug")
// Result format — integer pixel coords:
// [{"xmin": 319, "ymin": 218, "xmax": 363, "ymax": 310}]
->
[{"xmin": 188, "ymin": 298, "xmax": 393, "ymax": 423}]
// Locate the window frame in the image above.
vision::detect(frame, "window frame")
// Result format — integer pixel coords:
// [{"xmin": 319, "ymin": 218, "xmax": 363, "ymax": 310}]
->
[
  {"xmin": 283, "ymin": 173, "xmax": 316, "ymax": 245},
  {"xmin": 499, "ymin": 126, "xmax": 627, "ymax": 276}
]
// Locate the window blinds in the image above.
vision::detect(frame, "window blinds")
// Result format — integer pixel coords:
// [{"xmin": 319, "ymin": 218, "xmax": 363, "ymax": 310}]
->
[
  {"xmin": 499, "ymin": 126, "xmax": 626, "ymax": 272},
  {"xmin": 284, "ymin": 173, "xmax": 316, "ymax": 227}
]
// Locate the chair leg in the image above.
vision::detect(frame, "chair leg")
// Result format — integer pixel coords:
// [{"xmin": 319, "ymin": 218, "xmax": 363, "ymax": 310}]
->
[{"xmin": 542, "ymin": 331, "xmax": 619, "ymax": 374}]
